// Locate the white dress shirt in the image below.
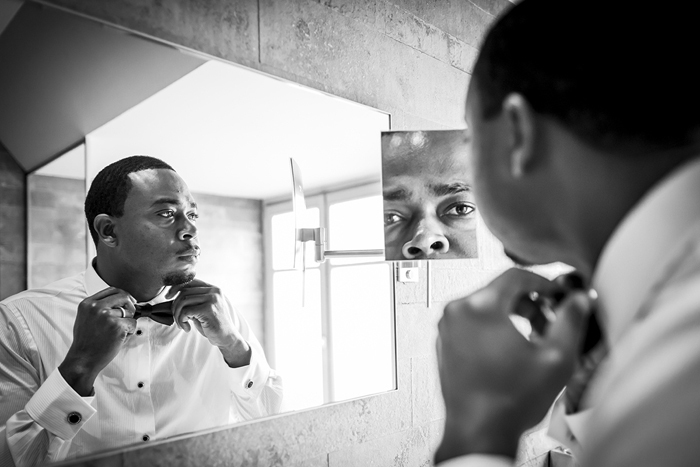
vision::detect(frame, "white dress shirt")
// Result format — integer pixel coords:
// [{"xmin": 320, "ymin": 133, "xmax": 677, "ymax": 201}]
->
[
  {"xmin": 438, "ymin": 156, "xmax": 700, "ymax": 466},
  {"xmin": 0, "ymin": 262, "xmax": 283, "ymax": 467}
]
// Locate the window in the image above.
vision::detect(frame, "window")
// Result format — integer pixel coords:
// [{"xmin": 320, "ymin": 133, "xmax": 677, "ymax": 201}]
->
[{"xmin": 264, "ymin": 183, "xmax": 395, "ymax": 411}]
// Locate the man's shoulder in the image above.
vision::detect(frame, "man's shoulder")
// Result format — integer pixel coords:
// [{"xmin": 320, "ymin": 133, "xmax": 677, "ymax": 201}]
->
[{"xmin": 1, "ymin": 271, "xmax": 87, "ymax": 311}]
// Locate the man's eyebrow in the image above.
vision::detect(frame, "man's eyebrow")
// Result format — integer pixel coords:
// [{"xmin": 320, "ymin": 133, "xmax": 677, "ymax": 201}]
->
[
  {"xmin": 150, "ymin": 198, "xmax": 198, "ymax": 209},
  {"xmin": 383, "ymin": 187, "xmax": 412, "ymax": 201},
  {"xmin": 430, "ymin": 182, "xmax": 471, "ymax": 197}
]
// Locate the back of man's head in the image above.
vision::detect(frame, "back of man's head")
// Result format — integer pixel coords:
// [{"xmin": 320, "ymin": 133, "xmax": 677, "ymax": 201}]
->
[
  {"xmin": 473, "ymin": 1, "xmax": 699, "ymax": 154},
  {"xmin": 85, "ymin": 155, "xmax": 174, "ymax": 246}
]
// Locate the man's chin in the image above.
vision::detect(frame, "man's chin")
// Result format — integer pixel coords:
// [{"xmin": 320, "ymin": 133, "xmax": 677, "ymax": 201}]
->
[{"xmin": 162, "ymin": 270, "xmax": 196, "ymax": 286}]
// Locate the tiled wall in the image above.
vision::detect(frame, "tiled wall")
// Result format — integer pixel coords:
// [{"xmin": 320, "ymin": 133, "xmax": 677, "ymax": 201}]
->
[
  {"xmin": 26, "ymin": 174, "xmax": 87, "ymax": 288},
  {"xmin": 4, "ymin": 1, "xmax": 564, "ymax": 465},
  {"xmin": 0, "ymin": 144, "xmax": 26, "ymax": 299},
  {"xmin": 193, "ymin": 193, "xmax": 265, "ymax": 343}
]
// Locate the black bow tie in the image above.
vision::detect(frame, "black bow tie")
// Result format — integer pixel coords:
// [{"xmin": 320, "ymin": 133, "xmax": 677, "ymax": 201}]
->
[{"xmin": 134, "ymin": 301, "xmax": 175, "ymax": 326}]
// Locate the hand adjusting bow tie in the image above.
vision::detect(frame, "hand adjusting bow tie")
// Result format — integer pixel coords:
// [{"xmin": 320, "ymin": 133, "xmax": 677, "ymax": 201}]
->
[{"xmin": 134, "ymin": 301, "xmax": 175, "ymax": 326}]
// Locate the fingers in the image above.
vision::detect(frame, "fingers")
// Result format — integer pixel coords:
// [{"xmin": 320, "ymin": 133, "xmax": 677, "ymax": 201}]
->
[
  {"xmin": 172, "ymin": 294, "xmax": 211, "ymax": 331},
  {"xmin": 122, "ymin": 318, "xmax": 138, "ymax": 336},
  {"xmin": 106, "ymin": 306, "xmax": 135, "ymax": 319},
  {"xmin": 542, "ymin": 290, "xmax": 595, "ymax": 361},
  {"xmin": 85, "ymin": 289, "xmax": 136, "ymax": 318},
  {"xmin": 171, "ymin": 283, "xmax": 223, "ymax": 331},
  {"xmin": 190, "ymin": 318, "xmax": 205, "ymax": 337},
  {"xmin": 481, "ymin": 268, "xmax": 564, "ymax": 317}
]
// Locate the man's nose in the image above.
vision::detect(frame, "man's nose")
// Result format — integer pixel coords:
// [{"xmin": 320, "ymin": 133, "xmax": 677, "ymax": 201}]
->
[
  {"xmin": 178, "ymin": 216, "xmax": 198, "ymax": 240},
  {"xmin": 401, "ymin": 218, "xmax": 449, "ymax": 259}
]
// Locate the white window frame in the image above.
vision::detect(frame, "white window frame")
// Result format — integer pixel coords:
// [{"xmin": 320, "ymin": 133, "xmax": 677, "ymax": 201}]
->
[{"xmin": 263, "ymin": 181, "xmax": 396, "ymax": 404}]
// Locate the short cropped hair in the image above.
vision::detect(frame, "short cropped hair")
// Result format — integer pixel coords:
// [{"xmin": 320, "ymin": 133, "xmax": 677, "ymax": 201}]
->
[
  {"xmin": 85, "ymin": 155, "xmax": 174, "ymax": 246},
  {"xmin": 472, "ymin": 1, "xmax": 699, "ymax": 152}
]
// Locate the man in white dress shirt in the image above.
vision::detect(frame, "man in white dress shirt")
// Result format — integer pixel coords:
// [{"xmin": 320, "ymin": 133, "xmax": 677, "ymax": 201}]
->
[
  {"xmin": 0, "ymin": 156, "xmax": 283, "ymax": 467},
  {"xmin": 435, "ymin": 2, "xmax": 700, "ymax": 466}
]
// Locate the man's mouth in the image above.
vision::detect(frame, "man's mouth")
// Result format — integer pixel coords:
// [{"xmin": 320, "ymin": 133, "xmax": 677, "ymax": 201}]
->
[{"xmin": 176, "ymin": 246, "xmax": 200, "ymax": 258}]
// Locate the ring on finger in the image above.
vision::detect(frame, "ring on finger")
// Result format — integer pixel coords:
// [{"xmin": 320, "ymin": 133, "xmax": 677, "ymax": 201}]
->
[{"xmin": 117, "ymin": 306, "xmax": 126, "ymax": 318}]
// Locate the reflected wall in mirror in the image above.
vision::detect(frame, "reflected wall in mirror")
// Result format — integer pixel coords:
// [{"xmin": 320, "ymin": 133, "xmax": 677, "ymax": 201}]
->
[
  {"xmin": 3, "ymin": 1, "xmax": 394, "ymax": 463},
  {"xmin": 381, "ymin": 130, "xmax": 477, "ymax": 261}
]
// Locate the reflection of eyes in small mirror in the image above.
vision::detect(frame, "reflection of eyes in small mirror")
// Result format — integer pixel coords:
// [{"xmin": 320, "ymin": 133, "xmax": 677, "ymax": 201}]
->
[{"xmin": 381, "ymin": 129, "xmax": 477, "ymax": 261}]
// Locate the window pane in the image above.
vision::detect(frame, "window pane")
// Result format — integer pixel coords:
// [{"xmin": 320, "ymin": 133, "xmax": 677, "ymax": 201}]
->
[
  {"xmin": 329, "ymin": 263, "xmax": 394, "ymax": 400},
  {"xmin": 271, "ymin": 208, "xmax": 320, "ymax": 270},
  {"xmin": 272, "ymin": 269, "xmax": 324, "ymax": 410},
  {"xmin": 328, "ymin": 195, "xmax": 384, "ymax": 265}
]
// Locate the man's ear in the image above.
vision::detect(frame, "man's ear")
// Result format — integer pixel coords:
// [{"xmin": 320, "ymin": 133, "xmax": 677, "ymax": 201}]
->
[
  {"xmin": 502, "ymin": 93, "xmax": 536, "ymax": 178},
  {"xmin": 93, "ymin": 214, "xmax": 118, "ymax": 248}
]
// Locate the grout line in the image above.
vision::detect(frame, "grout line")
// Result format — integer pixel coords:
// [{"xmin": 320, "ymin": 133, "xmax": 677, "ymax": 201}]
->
[{"xmin": 257, "ymin": 0, "xmax": 262, "ymax": 64}]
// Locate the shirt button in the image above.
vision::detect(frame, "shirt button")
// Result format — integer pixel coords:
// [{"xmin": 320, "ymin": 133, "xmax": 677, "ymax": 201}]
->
[
  {"xmin": 137, "ymin": 382, "xmax": 144, "ymax": 388},
  {"xmin": 142, "ymin": 434, "xmax": 150, "ymax": 442},
  {"xmin": 136, "ymin": 329, "xmax": 143, "ymax": 335},
  {"xmin": 67, "ymin": 412, "xmax": 82, "ymax": 424},
  {"xmin": 246, "ymin": 380, "xmax": 254, "ymax": 389}
]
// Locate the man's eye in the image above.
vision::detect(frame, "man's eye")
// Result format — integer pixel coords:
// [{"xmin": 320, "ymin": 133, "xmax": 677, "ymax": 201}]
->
[
  {"xmin": 384, "ymin": 212, "xmax": 403, "ymax": 226},
  {"xmin": 158, "ymin": 210, "xmax": 175, "ymax": 218},
  {"xmin": 444, "ymin": 203, "xmax": 475, "ymax": 217},
  {"xmin": 188, "ymin": 213, "xmax": 199, "ymax": 221}
]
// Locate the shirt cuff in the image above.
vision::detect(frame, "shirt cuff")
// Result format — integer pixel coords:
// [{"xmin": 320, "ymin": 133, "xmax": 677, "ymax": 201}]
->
[
  {"xmin": 227, "ymin": 348, "xmax": 272, "ymax": 399},
  {"xmin": 436, "ymin": 454, "xmax": 514, "ymax": 467},
  {"xmin": 25, "ymin": 368, "xmax": 97, "ymax": 441}
]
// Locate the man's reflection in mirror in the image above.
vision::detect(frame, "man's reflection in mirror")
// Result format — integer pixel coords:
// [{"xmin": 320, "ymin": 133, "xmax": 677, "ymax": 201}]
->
[
  {"xmin": 382, "ymin": 130, "xmax": 478, "ymax": 260},
  {"xmin": 0, "ymin": 156, "xmax": 283, "ymax": 467}
]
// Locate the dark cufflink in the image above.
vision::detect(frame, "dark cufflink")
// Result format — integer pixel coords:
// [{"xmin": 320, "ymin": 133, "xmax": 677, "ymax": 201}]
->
[
  {"xmin": 246, "ymin": 380, "xmax": 254, "ymax": 389},
  {"xmin": 67, "ymin": 412, "xmax": 82, "ymax": 425}
]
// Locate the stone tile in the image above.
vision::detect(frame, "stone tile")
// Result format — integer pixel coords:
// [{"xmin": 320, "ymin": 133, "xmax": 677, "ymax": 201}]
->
[
  {"xmin": 383, "ymin": 2, "xmax": 451, "ymax": 64},
  {"xmin": 259, "ymin": 0, "xmax": 470, "ymax": 129},
  {"xmin": 312, "ymin": 0, "xmax": 380, "ymax": 30},
  {"xmin": 447, "ymin": 34, "xmax": 479, "ymax": 73},
  {"xmin": 426, "ymin": 418, "xmax": 445, "ymax": 455},
  {"xmin": 328, "ymin": 425, "xmax": 433, "ymax": 467},
  {"xmin": 376, "ymin": 38, "xmax": 469, "ymax": 129},
  {"xmin": 0, "ymin": 262, "xmax": 26, "ymax": 300},
  {"xmin": 0, "ymin": 208, "xmax": 26, "ymax": 263},
  {"xmin": 389, "ymin": 108, "xmax": 453, "ymax": 131},
  {"xmin": 49, "ymin": 0, "xmax": 259, "ymax": 65},
  {"xmin": 260, "ymin": 0, "xmax": 383, "ymax": 110},
  {"xmin": 388, "ymin": 0, "xmax": 495, "ymax": 48},
  {"xmin": 381, "ymin": 1, "xmax": 479, "ymax": 74},
  {"xmin": 395, "ymin": 302, "xmax": 442, "ymax": 360},
  {"xmin": 468, "ymin": 0, "xmax": 514, "ymax": 18},
  {"xmin": 411, "ymin": 355, "xmax": 444, "ymax": 427},
  {"xmin": 430, "ymin": 266, "xmax": 503, "ymax": 304},
  {"xmin": 0, "ymin": 146, "xmax": 24, "ymax": 189},
  {"xmin": 394, "ymin": 261, "xmax": 428, "ymax": 305},
  {"xmin": 288, "ymin": 453, "xmax": 329, "ymax": 467},
  {"xmin": 0, "ymin": 184, "xmax": 24, "ymax": 207}
]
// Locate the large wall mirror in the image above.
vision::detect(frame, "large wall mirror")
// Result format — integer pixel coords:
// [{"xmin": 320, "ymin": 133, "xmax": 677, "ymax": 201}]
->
[{"xmin": 1, "ymin": 0, "xmax": 395, "ymax": 461}]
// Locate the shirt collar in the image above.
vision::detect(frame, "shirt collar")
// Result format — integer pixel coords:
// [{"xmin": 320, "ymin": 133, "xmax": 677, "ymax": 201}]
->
[
  {"xmin": 591, "ymin": 156, "xmax": 700, "ymax": 345},
  {"xmin": 84, "ymin": 259, "xmax": 173, "ymax": 305}
]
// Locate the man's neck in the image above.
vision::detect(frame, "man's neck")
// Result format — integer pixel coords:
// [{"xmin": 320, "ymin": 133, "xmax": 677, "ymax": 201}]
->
[
  {"xmin": 93, "ymin": 255, "xmax": 163, "ymax": 302},
  {"xmin": 567, "ymin": 148, "xmax": 700, "ymax": 277}
]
